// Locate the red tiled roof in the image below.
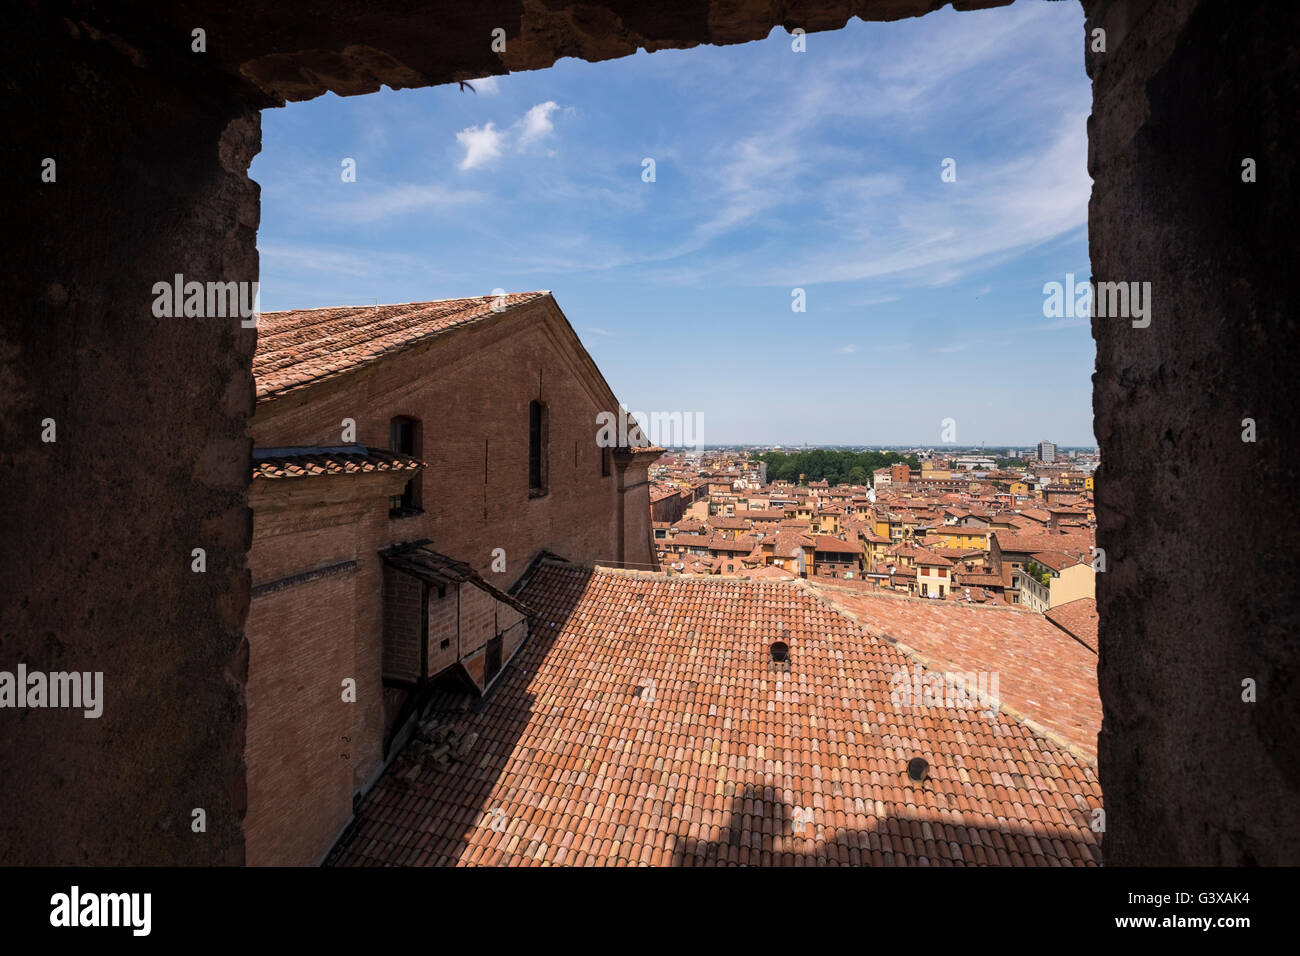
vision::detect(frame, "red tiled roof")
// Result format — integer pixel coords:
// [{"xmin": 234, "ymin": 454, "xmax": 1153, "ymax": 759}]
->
[
  {"xmin": 1029, "ymin": 550, "xmax": 1086, "ymax": 572},
  {"xmin": 809, "ymin": 584, "xmax": 1100, "ymax": 758},
  {"xmin": 771, "ymin": 530, "xmax": 815, "ymax": 558},
  {"xmin": 1045, "ymin": 597, "xmax": 1099, "ymax": 652},
  {"xmin": 709, "ymin": 517, "xmax": 750, "ymax": 530},
  {"xmin": 741, "ymin": 565, "xmax": 797, "ymax": 581},
  {"xmin": 954, "ymin": 570, "xmax": 1004, "ymax": 587},
  {"xmin": 331, "ymin": 563, "xmax": 1101, "ymax": 867},
  {"xmin": 994, "ymin": 531, "xmax": 1092, "ymax": 557},
  {"xmin": 910, "ymin": 548, "xmax": 954, "ymax": 567},
  {"xmin": 254, "ymin": 292, "xmax": 550, "ymax": 400},
  {"xmin": 812, "ymin": 535, "xmax": 861, "ymax": 555},
  {"xmin": 252, "ymin": 445, "xmax": 424, "ymax": 480}
]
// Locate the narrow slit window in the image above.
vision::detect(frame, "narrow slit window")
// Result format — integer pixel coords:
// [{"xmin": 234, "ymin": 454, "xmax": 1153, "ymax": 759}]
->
[{"xmin": 529, "ymin": 400, "xmax": 548, "ymax": 496}]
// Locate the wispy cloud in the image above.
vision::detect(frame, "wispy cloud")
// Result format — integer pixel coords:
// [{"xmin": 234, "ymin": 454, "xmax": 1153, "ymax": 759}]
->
[
  {"xmin": 769, "ymin": 115, "xmax": 1090, "ymax": 287},
  {"xmin": 319, "ymin": 183, "xmax": 486, "ymax": 222},
  {"xmin": 258, "ymin": 243, "xmax": 375, "ymax": 276},
  {"xmin": 838, "ymin": 344, "xmax": 857, "ymax": 354}
]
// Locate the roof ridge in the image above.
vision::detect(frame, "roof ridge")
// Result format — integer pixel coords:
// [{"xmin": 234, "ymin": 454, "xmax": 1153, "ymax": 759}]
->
[
  {"xmin": 259, "ymin": 290, "xmax": 551, "ymax": 316},
  {"xmin": 255, "ymin": 294, "xmax": 541, "ymax": 351}
]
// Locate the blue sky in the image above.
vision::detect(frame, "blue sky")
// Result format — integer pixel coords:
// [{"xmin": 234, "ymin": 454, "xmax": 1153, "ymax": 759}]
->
[{"xmin": 252, "ymin": 0, "xmax": 1095, "ymax": 447}]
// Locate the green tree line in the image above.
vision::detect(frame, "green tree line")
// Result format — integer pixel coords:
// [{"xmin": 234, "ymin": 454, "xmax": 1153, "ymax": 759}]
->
[{"xmin": 756, "ymin": 450, "xmax": 920, "ymax": 487}]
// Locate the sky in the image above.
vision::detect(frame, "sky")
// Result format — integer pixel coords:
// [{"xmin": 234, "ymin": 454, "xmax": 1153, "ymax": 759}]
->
[{"xmin": 251, "ymin": 0, "xmax": 1095, "ymax": 448}]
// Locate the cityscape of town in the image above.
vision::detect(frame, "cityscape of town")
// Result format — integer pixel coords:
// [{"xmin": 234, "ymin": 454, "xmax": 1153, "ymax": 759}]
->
[
  {"xmin": 6, "ymin": 0, "xmax": 1292, "ymax": 939},
  {"xmin": 645, "ymin": 441, "xmax": 1097, "ymax": 633},
  {"xmin": 218, "ymin": 292, "xmax": 1107, "ymax": 869}
]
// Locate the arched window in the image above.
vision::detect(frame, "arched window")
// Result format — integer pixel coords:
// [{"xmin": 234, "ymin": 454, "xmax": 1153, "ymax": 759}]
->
[
  {"xmin": 389, "ymin": 415, "xmax": 422, "ymax": 516},
  {"xmin": 529, "ymin": 400, "xmax": 548, "ymax": 496}
]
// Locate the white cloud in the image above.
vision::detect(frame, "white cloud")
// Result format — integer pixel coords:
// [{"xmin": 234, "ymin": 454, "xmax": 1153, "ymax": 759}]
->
[
  {"xmin": 587, "ymin": 326, "xmax": 615, "ymax": 337},
  {"xmin": 455, "ymin": 102, "xmax": 565, "ymax": 170},
  {"xmin": 838, "ymin": 344, "xmax": 856, "ymax": 354},
  {"xmin": 517, "ymin": 101, "xmax": 560, "ymax": 148},
  {"xmin": 457, "ymin": 122, "xmax": 504, "ymax": 169},
  {"xmin": 470, "ymin": 76, "xmax": 501, "ymax": 95}
]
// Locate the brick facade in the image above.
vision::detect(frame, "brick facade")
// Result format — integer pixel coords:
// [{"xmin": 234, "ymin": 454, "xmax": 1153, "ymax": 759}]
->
[
  {"xmin": 252, "ymin": 298, "xmax": 655, "ymax": 587},
  {"xmin": 243, "ymin": 295, "xmax": 655, "ymax": 865}
]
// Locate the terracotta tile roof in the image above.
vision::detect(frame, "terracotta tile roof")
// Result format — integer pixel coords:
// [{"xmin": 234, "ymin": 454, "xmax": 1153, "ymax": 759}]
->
[
  {"xmin": 812, "ymin": 535, "xmax": 861, "ymax": 555},
  {"xmin": 1045, "ymin": 598, "xmax": 1099, "ymax": 653},
  {"xmin": 330, "ymin": 564, "xmax": 1101, "ymax": 867},
  {"xmin": 994, "ymin": 531, "xmax": 1092, "ymax": 557},
  {"xmin": 771, "ymin": 530, "xmax": 815, "ymax": 559},
  {"xmin": 1029, "ymin": 550, "xmax": 1086, "ymax": 572},
  {"xmin": 251, "ymin": 445, "xmax": 424, "ymax": 480},
  {"xmin": 740, "ymin": 565, "xmax": 797, "ymax": 581},
  {"xmin": 709, "ymin": 535, "xmax": 760, "ymax": 554},
  {"xmin": 954, "ymin": 570, "xmax": 1004, "ymax": 587},
  {"xmin": 708, "ymin": 517, "xmax": 750, "ymax": 530},
  {"xmin": 872, "ymin": 562, "xmax": 916, "ymax": 580},
  {"xmin": 930, "ymin": 547, "xmax": 984, "ymax": 560},
  {"xmin": 809, "ymin": 584, "xmax": 1100, "ymax": 759},
  {"xmin": 254, "ymin": 292, "xmax": 551, "ymax": 400},
  {"xmin": 910, "ymin": 548, "xmax": 954, "ymax": 567}
]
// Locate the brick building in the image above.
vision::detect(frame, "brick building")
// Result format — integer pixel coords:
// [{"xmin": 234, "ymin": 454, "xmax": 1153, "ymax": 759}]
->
[{"xmin": 244, "ymin": 292, "xmax": 656, "ymax": 864}]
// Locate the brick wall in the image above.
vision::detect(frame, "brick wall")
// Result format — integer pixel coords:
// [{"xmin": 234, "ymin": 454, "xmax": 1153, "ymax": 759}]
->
[
  {"xmin": 650, "ymin": 491, "xmax": 688, "ymax": 524},
  {"xmin": 252, "ymin": 299, "xmax": 645, "ymax": 586},
  {"xmin": 245, "ymin": 568, "xmax": 356, "ymax": 866},
  {"xmin": 426, "ymin": 586, "xmax": 459, "ymax": 677},
  {"xmin": 381, "ymin": 565, "xmax": 423, "ymax": 682},
  {"xmin": 247, "ymin": 473, "xmax": 406, "ymax": 863},
  {"xmin": 457, "ymin": 581, "xmax": 497, "ymax": 657},
  {"xmin": 503, "ymin": 618, "xmax": 528, "ymax": 661}
]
